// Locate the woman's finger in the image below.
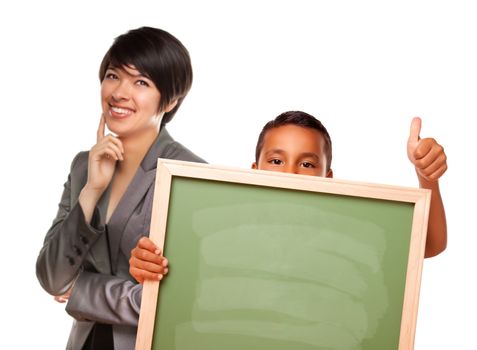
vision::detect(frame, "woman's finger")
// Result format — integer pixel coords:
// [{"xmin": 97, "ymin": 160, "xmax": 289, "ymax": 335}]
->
[
  {"xmin": 92, "ymin": 138, "xmax": 124, "ymax": 161},
  {"xmin": 97, "ymin": 114, "xmax": 106, "ymax": 142},
  {"xmin": 104, "ymin": 134, "xmax": 125, "ymax": 154}
]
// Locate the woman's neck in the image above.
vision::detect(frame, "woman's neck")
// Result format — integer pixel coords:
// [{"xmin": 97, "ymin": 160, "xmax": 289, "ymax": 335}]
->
[{"xmin": 117, "ymin": 128, "xmax": 159, "ymax": 172}]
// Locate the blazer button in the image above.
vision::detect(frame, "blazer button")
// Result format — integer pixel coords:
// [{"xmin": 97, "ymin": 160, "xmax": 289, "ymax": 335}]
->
[
  {"xmin": 66, "ymin": 255, "xmax": 75, "ymax": 266},
  {"xmin": 80, "ymin": 235, "xmax": 89, "ymax": 245},
  {"xmin": 73, "ymin": 245, "xmax": 82, "ymax": 256}
]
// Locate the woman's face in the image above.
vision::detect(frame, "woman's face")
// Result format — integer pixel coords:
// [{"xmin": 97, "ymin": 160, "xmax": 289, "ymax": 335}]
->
[{"xmin": 101, "ymin": 65, "xmax": 162, "ymax": 138}]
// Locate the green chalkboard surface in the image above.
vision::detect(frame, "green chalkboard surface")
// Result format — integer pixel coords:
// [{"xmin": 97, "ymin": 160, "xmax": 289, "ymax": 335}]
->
[{"xmin": 136, "ymin": 160, "xmax": 430, "ymax": 350}]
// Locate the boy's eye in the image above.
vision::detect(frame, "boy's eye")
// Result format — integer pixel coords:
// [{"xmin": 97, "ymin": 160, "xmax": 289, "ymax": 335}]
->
[
  {"xmin": 269, "ymin": 159, "xmax": 283, "ymax": 165},
  {"xmin": 301, "ymin": 162, "xmax": 315, "ymax": 168}
]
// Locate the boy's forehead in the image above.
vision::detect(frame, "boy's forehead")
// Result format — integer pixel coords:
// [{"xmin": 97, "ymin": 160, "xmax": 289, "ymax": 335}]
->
[{"xmin": 263, "ymin": 125, "xmax": 326, "ymax": 150}]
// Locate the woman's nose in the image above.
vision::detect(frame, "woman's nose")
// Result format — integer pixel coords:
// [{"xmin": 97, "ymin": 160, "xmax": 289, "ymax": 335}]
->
[{"xmin": 112, "ymin": 81, "xmax": 131, "ymax": 101}]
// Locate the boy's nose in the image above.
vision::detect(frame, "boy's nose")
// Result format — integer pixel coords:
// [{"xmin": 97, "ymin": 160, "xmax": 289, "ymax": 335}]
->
[{"xmin": 284, "ymin": 164, "xmax": 299, "ymax": 174}]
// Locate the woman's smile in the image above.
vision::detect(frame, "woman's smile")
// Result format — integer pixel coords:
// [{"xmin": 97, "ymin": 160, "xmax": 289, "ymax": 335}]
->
[{"xmin": 108, "ymin": 104, "xmax": 134, "ymax": 119}]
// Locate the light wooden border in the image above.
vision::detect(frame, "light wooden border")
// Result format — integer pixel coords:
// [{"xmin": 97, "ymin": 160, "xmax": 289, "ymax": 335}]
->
[{"xmin": 136, "ymin": 159, "xmax": 431, "ymax": 350}]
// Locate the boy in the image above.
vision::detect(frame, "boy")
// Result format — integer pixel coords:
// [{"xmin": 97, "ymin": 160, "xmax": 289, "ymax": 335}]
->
[{"xmin": 129, "ymin": 111, "xmax": 447, "ymax": 282}]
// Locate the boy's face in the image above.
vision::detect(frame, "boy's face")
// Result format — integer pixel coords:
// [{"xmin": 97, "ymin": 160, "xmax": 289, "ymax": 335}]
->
[{"xmin": 252, "ymin": 124, "xmax": 333, "ymax": 178}]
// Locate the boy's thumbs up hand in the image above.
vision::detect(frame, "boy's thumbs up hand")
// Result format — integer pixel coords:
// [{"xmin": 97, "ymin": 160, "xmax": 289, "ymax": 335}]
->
[{"xmin": 407, "ymin": 117, "xmax": 447, "ymax": 183}]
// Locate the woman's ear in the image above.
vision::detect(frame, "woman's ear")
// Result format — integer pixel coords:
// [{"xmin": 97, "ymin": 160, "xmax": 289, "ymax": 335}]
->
[
  {"xmin": 251, "ymin": 162, "xmax": 258, "ymax": 169},
  {"xmin": 164, "ymin": 99, "xmax": 178, "ymax": 113},
  {"xmin": 326, "ymin": 169, "xmax": 333, "ymax": 178}
]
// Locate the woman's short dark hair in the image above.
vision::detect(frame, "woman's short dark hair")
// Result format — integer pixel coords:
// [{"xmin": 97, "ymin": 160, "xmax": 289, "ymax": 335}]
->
[
  {"xmin": 99, "ymin": 26, "xmax": 193, "ymax": 124},
  {"xmin": 255, "ymin": 111, "xmax": 333, "ymax": 171}
]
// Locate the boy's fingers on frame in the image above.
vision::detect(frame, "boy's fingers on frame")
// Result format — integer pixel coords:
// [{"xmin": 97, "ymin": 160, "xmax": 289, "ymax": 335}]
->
[
  {"xmin": 128, "ymin": 267, "xmax": 145, "ymax": 284},
  {"xmin": 138, "ymin": 236, "xmax": 160, "ymax": 254},
  {"xmin": 136, "ymin": 250, "xmax": 163, "ymax": 266},
  {"xmin": 131, "ymin": 266, "xmax": 163, "ymax": 282},
  {"xmin": 130, "ymin": 253, "xmax": 165, "ymax": 272},
  {"xmin": 144, "ymin": 260, "xmax": 167, "ymax": 273}
]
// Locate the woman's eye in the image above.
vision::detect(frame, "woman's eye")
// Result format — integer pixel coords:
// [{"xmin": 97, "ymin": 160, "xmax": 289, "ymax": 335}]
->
[
  {"xmin": 105, "ymin": 72, "xmax": 118, "ymax": 80},
  {"xmin": 136, "ymin": 80, "xmax": 149, "ymax": 87}
]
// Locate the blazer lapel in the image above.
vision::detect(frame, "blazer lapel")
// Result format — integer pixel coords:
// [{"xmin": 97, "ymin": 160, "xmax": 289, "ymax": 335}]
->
[
  {"xmin": 107, "ymin": 166, "xmax": 156, "ymax": 273},
  {"xmin": 106, "ymin": 127, "xmax": 175, "ymax": 273}
]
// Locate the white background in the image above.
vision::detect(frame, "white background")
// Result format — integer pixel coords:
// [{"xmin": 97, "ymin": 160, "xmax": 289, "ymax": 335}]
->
[{"xmin": 1, "ymin": 0, "xmax": 475, "ymax": 348}]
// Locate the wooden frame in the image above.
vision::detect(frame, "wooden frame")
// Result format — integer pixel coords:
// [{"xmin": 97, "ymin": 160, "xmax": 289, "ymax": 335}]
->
[{"xmin": 136, "ymin": 159, "xmax": 431, "ymax": 350}]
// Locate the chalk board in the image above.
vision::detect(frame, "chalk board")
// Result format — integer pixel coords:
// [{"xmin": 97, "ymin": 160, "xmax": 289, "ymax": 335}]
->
[{"xmin": 136, "ymin": 159, "xmax": 430, "ymax": 350}]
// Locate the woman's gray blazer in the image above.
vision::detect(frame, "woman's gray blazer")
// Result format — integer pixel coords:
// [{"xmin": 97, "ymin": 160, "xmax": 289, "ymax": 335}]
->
[{"xmin": 36, "ymin": 128, "xmax": 205, "ymax": 349}]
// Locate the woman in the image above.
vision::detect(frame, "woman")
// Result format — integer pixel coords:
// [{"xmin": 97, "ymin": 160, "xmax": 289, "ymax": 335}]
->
[{"xmin": 36, "ymin": 27, "xmax": 204, "ymax": 350}]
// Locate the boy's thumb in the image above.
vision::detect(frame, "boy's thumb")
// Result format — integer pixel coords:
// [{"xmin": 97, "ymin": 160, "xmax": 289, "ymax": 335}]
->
[{"xmin": 408, "ymin": 117, "xmax": 422, "ymax": 144}]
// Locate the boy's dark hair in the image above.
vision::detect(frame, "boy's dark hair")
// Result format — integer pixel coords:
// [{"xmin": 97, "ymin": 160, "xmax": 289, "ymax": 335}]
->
[
  {"xmin": 99, "ymin": 26, "xmax": 193, "ymax": 125},
  {"xmin": 255, "ymin": 111, "xmax": 332, "ymax": 171}
]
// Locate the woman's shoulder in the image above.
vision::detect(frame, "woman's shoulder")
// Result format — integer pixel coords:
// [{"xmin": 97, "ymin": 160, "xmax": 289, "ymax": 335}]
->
[
  {"xmin": 69, "ymin": 151, "xmax": 90, "ymax": 172},
  {"xmin": 157, "ymin": 128, "xmax": 206, "ymax": 164},
  {"xmin": 164, "ymin": 141, "xmax": 205, "ymax": 163}
]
